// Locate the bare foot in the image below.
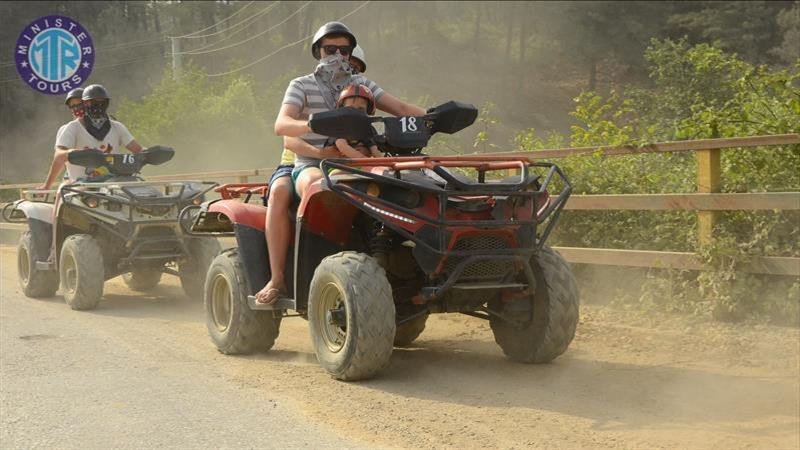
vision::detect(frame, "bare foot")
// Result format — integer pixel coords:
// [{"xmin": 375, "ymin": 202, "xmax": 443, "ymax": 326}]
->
[{"xmin": 255, "ymin": 280, "xmax": 286, "ymax": 305}]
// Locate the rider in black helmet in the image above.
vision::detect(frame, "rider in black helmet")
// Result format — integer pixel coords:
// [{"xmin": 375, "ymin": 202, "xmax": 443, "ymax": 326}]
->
[
  {"xmin": 255, "ymin": 21, "xmax": 428, "ymax": 305},
  {"xmin": 64, "ymin": 88, "xmax": 85, "ymax": 119},
  {"xmin": 39, "ymin": 83, "xmax": 145, "ymax": 189}
]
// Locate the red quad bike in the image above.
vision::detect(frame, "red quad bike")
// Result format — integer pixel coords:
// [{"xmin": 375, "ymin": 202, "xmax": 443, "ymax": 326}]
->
[{"xmin": 187, "ymin": 101, "xmax": 579, "ymax": 381}]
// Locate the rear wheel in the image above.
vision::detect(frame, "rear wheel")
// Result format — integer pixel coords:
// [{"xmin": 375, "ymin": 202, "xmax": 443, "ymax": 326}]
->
[
  {"xmin": 122, "ymin": 268, "xmax": 162, "ymax": 291},
  {"xmin": 394, "ymin": 314, "xmax": 428, "ymax": 347},
  {"xmin": 180, "ymin": 238, "xmax": 221, "ymax": 300},
  {"xmin": 308, "ymin": 252, "xmax": 395, "ymax": 381},
  {"xmin": 204, "ymin": 249, "xmax": 281, "ymax": 354},
  {"xmin": 17, "ymin": 231, "xmax": 59, "ymax": 298},
  {"xmin": 490, "ymin": 245, "xmax": 579, "ymax": 363},
  {"xmin": 60, "ymin": 234, "xmax": 104, "ymax": 311}
]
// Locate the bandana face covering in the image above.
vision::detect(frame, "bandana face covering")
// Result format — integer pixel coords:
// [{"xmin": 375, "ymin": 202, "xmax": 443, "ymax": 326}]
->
[
  {"xmin": 314, "ymin": 53, "xmax": 354, "ymax": 94},
  {"xmin": 83, "ymin": 102, "xmax": 111, "ymax": 140}
]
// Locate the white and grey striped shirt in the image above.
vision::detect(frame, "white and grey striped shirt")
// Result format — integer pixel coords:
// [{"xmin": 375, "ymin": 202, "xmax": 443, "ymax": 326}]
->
[{"xmin": 282, "ymin": 73, "xmax": 384, "ymax": 166}]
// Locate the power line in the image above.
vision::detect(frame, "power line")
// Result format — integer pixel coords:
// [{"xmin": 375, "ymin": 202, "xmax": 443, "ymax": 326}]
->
[
  {"xmin": 181, "ymin": 2, "xmax": 282, "ymax": 54},
  {"xmin": 169, "ymin": 1, "xmax": 256, "ymax": 39},
  {"xmin": 174, "ymin": 1, "xmax": 312, "ymax": 56},
  {"xmin": 94, "ymin": 53, "xmax": 168, "ymax": 70},
  {"xmin": 177, "ymin": 1, "xmax": 278, "ymax": 41},
  {"xmin": 0, "ymin": 52, "xmax": 169, "ymax": 83},
  {"xmin": 208, "ymin": 0, "xmax": 371, "ymax": 78},
  {"xmin": 0, "ymin": 36, "xmax": 168, "ymax": 68}
]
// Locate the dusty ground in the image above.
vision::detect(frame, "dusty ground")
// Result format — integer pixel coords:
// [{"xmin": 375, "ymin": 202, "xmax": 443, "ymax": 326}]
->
[{"xmin": 1, "ymin": 244, "xmax": 798, "ymax": 449}]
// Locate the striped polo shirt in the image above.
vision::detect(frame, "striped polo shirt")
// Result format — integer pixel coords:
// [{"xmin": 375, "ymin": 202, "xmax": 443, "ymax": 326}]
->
[{"xmin": 282, "ymin": 73, "xmax": 384, "ymax": 166}]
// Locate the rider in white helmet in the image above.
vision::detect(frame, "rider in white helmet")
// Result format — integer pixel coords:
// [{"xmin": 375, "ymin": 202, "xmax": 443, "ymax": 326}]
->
[{"xmin": 350, "ymin": 45, "xmax": 367, "ymax": 74}]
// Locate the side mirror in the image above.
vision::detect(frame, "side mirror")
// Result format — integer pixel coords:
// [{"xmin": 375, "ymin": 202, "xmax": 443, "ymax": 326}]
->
[
  {"xmin": 143, "ymin": 145, "xmax": 174, "ymax": 165},
  {"xmin": 309, "ymin": 107, "xmax": 374, "ymax": 142},
  {"xmin": 67, "ymin": 148, "xmax": 107, "ymax": 167},
  {"xmin": 428, "ymin": 101, "xmax": 478, "ymax": 134}
]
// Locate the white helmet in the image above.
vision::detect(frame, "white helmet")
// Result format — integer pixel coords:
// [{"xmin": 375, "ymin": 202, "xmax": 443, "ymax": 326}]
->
[{"xmin": 351, "ymin": 45, "xmax": 367, "ymax": 73}]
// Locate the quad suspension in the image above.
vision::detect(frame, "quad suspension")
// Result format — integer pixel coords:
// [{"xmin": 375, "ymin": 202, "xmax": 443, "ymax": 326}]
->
[{"xmin": 369, "ymin": 223, "xmax": 391, "ymax": 268}]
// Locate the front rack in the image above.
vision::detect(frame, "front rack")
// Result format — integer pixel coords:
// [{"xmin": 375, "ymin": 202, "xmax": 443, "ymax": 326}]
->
[{"xmin": 320, "ymin": 155, "xmax": 572, "ymax": 250}]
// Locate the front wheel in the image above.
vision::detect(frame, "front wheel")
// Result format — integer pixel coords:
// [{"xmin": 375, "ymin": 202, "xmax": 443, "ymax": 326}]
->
[
  {"xmin": 490, "ymin": 245, "xmax": 579, "ymax": 363},
  {"xmin": 308, "ymin": 252, "xmax": 395, "ymax": 381},
  {"xmin": 204, "ymin": 249, "xmax": 281, "ymax": 354},
  {"xmin": 60, "ymin": 234, "xmax": 104, "ymax": 311}
]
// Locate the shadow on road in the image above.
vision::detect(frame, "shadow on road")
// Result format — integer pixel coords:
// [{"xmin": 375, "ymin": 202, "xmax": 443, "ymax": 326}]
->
[{"xmin": 351, "ymin": 339, "xmax": 799, "ymax": 432}]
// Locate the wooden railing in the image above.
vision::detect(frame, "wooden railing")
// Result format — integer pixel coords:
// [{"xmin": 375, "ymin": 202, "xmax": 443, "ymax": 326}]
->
[{"xmin": 2, "ymin": 134, "xmax": 798, "ymax": 276}]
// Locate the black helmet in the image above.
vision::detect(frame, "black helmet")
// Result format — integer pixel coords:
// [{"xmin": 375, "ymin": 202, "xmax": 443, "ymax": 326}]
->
[
  {"xmin": 311, "ymin": 21, "xmax": 356, "ymax": 60},
  {"xmin": 64, "ymin": 88, "xmax": 84, "ymax": 105},
  {"xmin": 82, "ymin": 84, "xmax": 110, "ymax": 102}
]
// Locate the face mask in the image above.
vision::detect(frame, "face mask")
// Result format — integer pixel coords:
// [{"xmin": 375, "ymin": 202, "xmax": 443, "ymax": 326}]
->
[
  {"xmin": 314, "ymin": 53, "xmax": 353, "ymax": 92},
  {"xmin": 82, "ymin": 102, "xmax": 111, "ymax": 140}
]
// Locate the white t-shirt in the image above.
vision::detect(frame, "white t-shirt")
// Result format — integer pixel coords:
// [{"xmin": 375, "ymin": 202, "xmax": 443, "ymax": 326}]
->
[{"xmin": 56, "ymin": 119, "xmax": 135, "ymax": 181}]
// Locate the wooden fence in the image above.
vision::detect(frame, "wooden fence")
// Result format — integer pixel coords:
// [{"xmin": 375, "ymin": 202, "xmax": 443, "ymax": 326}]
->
[{"xmin": 2, "ymin": 134, "xmax": 798, "ymax": 276}]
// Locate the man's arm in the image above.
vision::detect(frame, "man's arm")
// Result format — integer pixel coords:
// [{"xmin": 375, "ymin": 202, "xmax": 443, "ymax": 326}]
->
[
  {"xmin": 275, "ymin": 103, "xmax": 312, "ymax": 137},
  {"xmin": 125, "ymin": 140, "xmax": 143, "ymax": 153},
  {"xmin": 284, "ymin": 136, "xmax": 341, "ymax": 159},
  {"xmin": 39, "ymin": 146, "xmax": 71, "ymax": 189},
  {"xmin": 375, "ymin": 92, "xmax": 426, "ymax": 117}
]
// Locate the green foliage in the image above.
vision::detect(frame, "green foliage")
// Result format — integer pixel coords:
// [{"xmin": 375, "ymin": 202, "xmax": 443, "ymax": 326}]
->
[
  {"xmin": 513, "ymin": 39, "xmax": 800, "ymax": 324},
  {"xmin": 117, "ymin": 66, "xmax": 266, "ymax": 144},
  {"xmin": 115, "ymin": 66, "xmax": 287, "ymax": 171}
]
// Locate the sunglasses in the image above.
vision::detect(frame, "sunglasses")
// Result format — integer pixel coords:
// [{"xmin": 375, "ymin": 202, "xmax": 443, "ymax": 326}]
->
[
  {"xmin": 68, "ymin": 103, "xmax": 83, "ymax": 110},
  {"xmin": 321, "ymin": 45, "xmax": 353, "ymax": 56}
]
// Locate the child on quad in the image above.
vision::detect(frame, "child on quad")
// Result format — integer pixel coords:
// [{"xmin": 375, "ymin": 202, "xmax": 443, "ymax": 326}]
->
[{"xmin": 332, "ymin": 83, "xmax": 381, "ymax": 158}]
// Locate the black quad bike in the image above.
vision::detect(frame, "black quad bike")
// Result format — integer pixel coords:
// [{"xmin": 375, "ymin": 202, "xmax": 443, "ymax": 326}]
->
[
  {"xmin": 6, "ymin": 146, "xmax": 220, "ymax": 310},
  {"xmin": 189, "ymin": 102, "xmax": 579, "ymax": 381}
]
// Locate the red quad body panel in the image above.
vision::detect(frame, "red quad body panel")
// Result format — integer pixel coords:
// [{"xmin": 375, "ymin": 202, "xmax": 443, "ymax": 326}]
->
[
  {"xmin": 297, "ymin": 182, "xmax": 359, "ymax": 245},
  {"xmin": 209, "ymin": 199, "xmax": 266, "ymax": 231}
]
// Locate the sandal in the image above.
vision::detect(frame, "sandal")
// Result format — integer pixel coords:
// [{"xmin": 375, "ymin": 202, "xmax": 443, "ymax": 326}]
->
[{"xmin": 255, "ymin": 287, "xmax": 284, "ymax": 305}]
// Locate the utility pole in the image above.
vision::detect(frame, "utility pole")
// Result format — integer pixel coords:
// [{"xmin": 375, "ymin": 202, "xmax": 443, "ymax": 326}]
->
[{"xmin": 171, "ymin": 37, "xmax": 182, "ymax": 78}]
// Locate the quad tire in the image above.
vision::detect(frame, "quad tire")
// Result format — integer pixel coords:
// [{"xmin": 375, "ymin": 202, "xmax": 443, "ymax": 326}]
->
[
  {"xmin": 180, "ymin": 237, "xmax": 222, "ymax": 300},
  {"xmin": 308, "ymin": 252, "xmax": 395, "ymax": 381},
  {"xmin": 490, "ymin": 245, "xmax": 579, "ymax": 363},
  {"xmin": 59, "ymin": 234, "xmax": 104, "ymax": 311},
  {"xmin": 17, "ymin": 231, "xmax": 59, "ymax": 298},
  {"xmin": 394, "ymin": 314, "xmax": 428, "ymax": 347},
  {"xmin": 204, "ymin": 249, "xmax": 281, "ymax": 354},
  {"xmin": 122, "ymin": 268, "xmax": 162, "ymax": 291}
]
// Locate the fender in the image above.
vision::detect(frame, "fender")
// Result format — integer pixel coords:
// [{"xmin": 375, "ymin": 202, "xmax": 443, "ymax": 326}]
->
[
  {"xmin": 297, "ymin": 182, "xmax": 358, "ymax": 245},
  {"xmin": 203, "ymin": 199, "xmax": 267, "ymax": 232},
  {"xmin": 13, "ymin": 200, "xmax": 55, "ymax": 224}
]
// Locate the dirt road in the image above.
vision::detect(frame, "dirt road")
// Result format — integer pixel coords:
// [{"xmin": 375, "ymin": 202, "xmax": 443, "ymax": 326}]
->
[{"xmin": 1, "ymin": 245, "xmax": 798, "ymax": 449}]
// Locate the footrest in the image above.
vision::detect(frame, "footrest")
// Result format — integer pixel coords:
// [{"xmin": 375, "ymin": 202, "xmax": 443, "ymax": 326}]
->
[
  {"xmin": 35, "ymin": 261, "xmax": 55, "ymax": 271},
  {"xmin": 247, "ymin": 295, "xmax": 296, "ymax": 311}
]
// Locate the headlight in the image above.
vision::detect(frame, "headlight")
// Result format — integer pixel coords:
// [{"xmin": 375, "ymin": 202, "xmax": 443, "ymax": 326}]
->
[
  {"xmin": 82, "ymin": 196, "xmax": 99, "ymax": 208},
  {"xmin": 191, "ymin": 196, "xmax": 203, "ymax": 206}
]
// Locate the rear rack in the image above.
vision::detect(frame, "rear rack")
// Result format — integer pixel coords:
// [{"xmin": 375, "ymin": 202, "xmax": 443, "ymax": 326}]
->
[{"xmin": 215, "ymin": 183, "xmax": 268, "ymax": 201}]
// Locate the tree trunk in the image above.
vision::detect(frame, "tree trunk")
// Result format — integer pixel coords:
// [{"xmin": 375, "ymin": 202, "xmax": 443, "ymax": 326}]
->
[
  {"xmin": 473, "ymin": 3, "xmax": 482, "ymax": 41},
  {"xmin": 504, "ymin": 6, "xmax": 514, "ymax": 67},
  {"xmin": 588, "ymin": 57, "xmax": 597, "ymax": 91}
]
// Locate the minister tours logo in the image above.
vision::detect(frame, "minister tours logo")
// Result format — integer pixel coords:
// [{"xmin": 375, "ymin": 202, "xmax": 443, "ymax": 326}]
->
[{"xmin": 14, "ymin": 15, "xmax": 94, "ymax": 95}]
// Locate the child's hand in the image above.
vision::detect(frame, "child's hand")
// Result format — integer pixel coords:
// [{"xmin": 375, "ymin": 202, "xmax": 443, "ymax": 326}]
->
[
  {"xmin": 369, "ymin": 145, "xmax": 382, "ymax": 157},
  {"xmin": 335, "ymin": 138, "xmax": 365, "ymax": 159}
]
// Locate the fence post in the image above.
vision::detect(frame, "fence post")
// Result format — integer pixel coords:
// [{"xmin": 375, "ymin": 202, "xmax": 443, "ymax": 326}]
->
[
  {"xmin": 235, "ymin": 176, "xmax": 249, "ymax": 184},
  {"xmin": 696, "ymin": 148, "xmax": 721, "ymax": 247}
]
